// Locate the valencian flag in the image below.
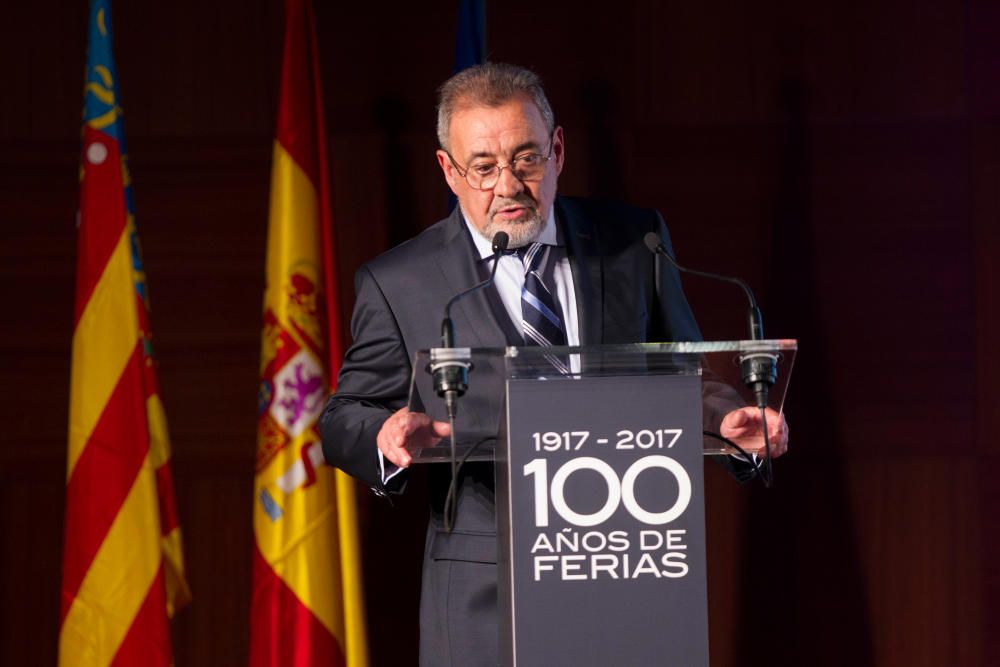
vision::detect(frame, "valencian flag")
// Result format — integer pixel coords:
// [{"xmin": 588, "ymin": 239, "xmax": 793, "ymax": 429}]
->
[
  {"xmin": 61, "ymin": 1, "xmax": 190, "ymax": 665},
  {"xmin": 250, "ymin": 0, "xmax": 368, "ymax": 665}
]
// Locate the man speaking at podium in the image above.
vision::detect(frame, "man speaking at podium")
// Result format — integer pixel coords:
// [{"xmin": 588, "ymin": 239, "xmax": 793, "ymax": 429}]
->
[{"xmin": 320, "ymin": 63, "xmax": 788, "ymax": 665}]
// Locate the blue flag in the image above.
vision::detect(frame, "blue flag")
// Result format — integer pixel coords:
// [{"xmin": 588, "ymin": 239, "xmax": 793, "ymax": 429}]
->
[{"xmin": 454, "ymin": 0, "xmax": 486, "ymax": 73}]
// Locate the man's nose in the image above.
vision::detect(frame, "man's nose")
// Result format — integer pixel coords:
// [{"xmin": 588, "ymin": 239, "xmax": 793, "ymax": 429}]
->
[{"xmin": 492, "ymin": 163, "xmax": 525, "ymax": 198}]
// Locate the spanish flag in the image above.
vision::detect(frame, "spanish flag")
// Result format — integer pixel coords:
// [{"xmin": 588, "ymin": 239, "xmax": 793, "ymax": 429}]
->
[
  {"xmin": 249, "ymin": 0, "xmax": 368, "ymax": 664},
  {"xmin": 61, "ymin": 1, "xmax": 190, "ymax": 665}
]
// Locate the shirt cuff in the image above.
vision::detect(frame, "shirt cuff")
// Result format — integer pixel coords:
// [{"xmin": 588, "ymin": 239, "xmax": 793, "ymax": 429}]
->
[{"xmin": 377, "ymin": 449, "xmax": 408, "ymax": 493}]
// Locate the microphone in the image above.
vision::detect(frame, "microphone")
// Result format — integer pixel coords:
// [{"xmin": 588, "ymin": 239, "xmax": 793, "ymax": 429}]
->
[
  {"xmin": 642, "ymin": 232, "xmax": 776, "ymax": 410},
  {"xmin": 432, "ymin": 231, "xmax": 510, "ymax": 418},
  {"xmin": 433, "ymin": 231, "xmax": 509, "ymax": 534}
]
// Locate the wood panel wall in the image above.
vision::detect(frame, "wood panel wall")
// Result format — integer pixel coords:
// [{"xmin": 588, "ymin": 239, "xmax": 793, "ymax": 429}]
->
[{"xmin": 1, "ymin": 1, "xmax": 996, "ymax": 664}]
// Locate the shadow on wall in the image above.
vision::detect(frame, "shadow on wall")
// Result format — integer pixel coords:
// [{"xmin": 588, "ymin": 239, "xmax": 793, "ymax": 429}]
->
[
  {"xmin": 360, "ymin": 95, "xmax": 433, "ymax": 664},
  {"xmin": 375, "ymin": 94, "xmax": 422, "ymax": 247},
  {"xmin": 580, "ymin": 78, "xmax": 627, "ymax": 201},
  {"xmin": 735, "ymin": 79, "xmax": 876, "ymax": 666}
]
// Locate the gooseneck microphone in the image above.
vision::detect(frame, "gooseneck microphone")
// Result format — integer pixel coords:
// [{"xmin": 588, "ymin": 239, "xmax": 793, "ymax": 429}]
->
[
  {"xmin": 644, "ymin": 230, "xmax": 780, "ymax": 487},
  {"xmin": 433, "ymin": 231, "xmax": 509, "ymax": 533},
  {"xmin": 642, "ymin": 232, "xmax": 776, "ymax": 409},
  {"xmin": 432, "ymin": 231, "xmax": 510, "ymax": 418},
  {"xmin": 643, "ymin": 232, "xmax": 763, "ymax": 341}
]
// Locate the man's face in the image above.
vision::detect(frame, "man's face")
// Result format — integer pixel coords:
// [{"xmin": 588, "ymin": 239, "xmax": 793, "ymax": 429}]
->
[{"xmin": 436, "ymin": 94, "xmax": 564, "ymax": 248}]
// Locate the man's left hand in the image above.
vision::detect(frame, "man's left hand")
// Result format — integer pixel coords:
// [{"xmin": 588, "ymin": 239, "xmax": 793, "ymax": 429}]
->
[{"xmin": 720, "ymin": 407, "xmax": 789, "ymax": 458}]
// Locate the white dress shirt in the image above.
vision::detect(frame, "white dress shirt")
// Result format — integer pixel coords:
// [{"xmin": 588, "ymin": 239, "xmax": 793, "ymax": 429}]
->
[{"xmin": 464, "ymin": 208, "xmax": 580, "ymax": 346}]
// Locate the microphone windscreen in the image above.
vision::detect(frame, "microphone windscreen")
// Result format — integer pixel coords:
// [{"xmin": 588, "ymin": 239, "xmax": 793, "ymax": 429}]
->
[
  {"xmin": 492, "ymin": 231, "xmax": 510, "ymax": 253},
  {"xmin": 643, "ymin": 232, "xmax": 663, "ymax": 254}
]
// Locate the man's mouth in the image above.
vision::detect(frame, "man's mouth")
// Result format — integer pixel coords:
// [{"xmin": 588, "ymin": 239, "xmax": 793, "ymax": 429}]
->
[{"xmin": 493, "ymin": 204, "xmax": 530, "ymax": 221}]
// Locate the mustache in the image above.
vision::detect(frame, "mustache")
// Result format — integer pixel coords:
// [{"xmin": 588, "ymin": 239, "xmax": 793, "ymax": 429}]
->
[{"xmin": 489, "ymin": 194, "xmax": 538, "ymax": 219}]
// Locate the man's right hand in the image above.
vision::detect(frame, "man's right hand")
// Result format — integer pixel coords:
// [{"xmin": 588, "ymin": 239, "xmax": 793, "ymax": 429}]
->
[{"xmin": 376, "ymin": 407, "xmax": 452, "ymax": 468}]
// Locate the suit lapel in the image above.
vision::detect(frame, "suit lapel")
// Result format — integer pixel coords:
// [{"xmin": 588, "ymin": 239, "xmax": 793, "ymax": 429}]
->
[
  {"xmin": 433, "ymin": 200, "xmax": 605, "ymax": 348},
  {"xmin": 558, "ymin": 198, "xmax": 603, "ymax": 345},
  {"xmin": 431, "ymin": 209, "xmax": 508, "ymax": 349}
]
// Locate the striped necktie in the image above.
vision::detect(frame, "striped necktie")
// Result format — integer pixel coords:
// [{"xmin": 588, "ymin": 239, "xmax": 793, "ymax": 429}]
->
[{"xmin": 519, "ymin": 242, "xmax": 570, "ymax": 374}]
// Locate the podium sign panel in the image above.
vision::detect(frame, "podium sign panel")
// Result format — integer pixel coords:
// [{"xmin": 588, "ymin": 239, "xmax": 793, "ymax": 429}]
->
[{"xmin": 497, "ymin": 373, "xmax": 708, "ymax": 666}]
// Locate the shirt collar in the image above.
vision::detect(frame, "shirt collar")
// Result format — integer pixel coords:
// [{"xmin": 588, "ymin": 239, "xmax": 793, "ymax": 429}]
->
[{"xmin": 463, "ymin": 207, "xmax": 560, "ymax": 260}]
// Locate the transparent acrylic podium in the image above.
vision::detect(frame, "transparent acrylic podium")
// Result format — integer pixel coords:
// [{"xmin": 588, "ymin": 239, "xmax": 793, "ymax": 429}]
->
[
  {"xmin": 407, "ymin": 339, "xmax": 797, "ymax": 462},
  {"xmin": 408, "ymin": 339, "xmax": 796, "ymax": 665}
]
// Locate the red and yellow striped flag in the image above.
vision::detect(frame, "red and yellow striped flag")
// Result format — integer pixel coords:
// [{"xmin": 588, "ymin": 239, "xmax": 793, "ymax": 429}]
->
[
  {"xmin": 61, "ymin": 2, "xmax": 190, "ymax": 665},
  {"xmin": 250, "ymin": 0, "xmax": 368, "ymax": 664}
]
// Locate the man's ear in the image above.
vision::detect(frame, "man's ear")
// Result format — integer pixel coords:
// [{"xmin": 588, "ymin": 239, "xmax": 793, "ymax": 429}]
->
[
  {"xmin": 552, "ymin": 126, "xmax": 566, "ymax": 175},
  {"xmin": 436, "ymin": 150, "xmax": 460, "ymax": 195}
]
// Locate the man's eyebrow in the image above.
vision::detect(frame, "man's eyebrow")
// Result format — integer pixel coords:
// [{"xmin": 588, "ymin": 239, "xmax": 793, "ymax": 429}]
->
[
  {"xmin": 467, "ymin": 140, "xmax": 543, "ymax": 162},
  {"xmin": 468, "ymin": 150, "xmax": 496, "ymax": 161},
  {"xmin": 510, "ymin": 140, "xmax": 542, "ymax": 155}
]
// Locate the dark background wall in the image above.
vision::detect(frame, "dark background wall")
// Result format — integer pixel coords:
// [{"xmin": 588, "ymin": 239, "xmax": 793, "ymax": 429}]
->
[{"xmin": 1, "ymin": 1, "xmax": 997, "ymax": 664}]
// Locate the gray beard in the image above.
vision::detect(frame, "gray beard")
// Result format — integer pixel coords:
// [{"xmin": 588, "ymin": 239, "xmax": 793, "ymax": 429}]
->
[
  {"xmin": 464, "ymin": 200, "xmax": 545, "ymax": 249},
  {"xmin": 485, "ymin": 213, "xmax": 543, "ymax": 248}
]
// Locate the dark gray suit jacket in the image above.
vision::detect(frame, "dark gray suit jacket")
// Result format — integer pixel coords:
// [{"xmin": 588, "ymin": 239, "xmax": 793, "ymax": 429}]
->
[{"xmin": 320, "ymin": 196, "xmax": 705, "ymax": 665}]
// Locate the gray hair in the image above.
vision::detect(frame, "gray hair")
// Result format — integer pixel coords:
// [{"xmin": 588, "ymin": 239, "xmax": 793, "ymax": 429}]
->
[{"xmin": 436, "ymin": 63, "xmax": 556, "ymax": 151}]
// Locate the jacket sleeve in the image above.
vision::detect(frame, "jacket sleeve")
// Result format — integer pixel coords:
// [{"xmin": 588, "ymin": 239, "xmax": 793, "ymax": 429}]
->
[{"xmin": 319, "ymin": 263, "xmax": 412, "ymax": 491}]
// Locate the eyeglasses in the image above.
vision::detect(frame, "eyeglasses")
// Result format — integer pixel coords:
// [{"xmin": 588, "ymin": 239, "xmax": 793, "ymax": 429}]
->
[{"xmin": 447, "ymin": 131, "xmax": 555, "ymax": 191}]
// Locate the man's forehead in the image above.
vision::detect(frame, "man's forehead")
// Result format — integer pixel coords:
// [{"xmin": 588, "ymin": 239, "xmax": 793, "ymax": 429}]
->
[{"xmin": 448, "ymin": 97, "xmax": 549, "ymax": 154}]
